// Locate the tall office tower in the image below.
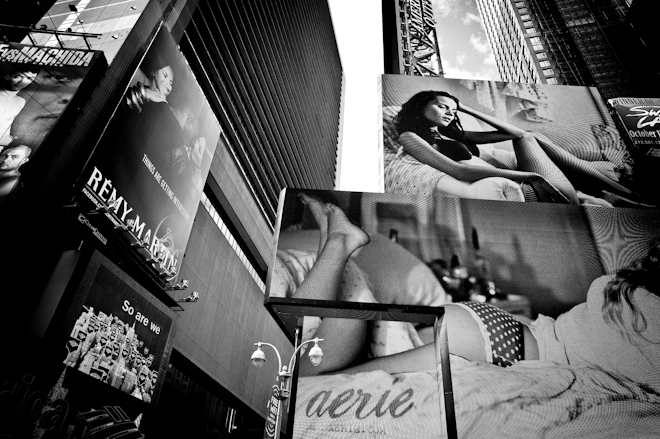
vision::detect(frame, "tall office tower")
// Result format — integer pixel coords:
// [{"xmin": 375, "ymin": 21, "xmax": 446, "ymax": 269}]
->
[
  {"xmin": 533, "ymin": 0, "xmax": 641, "ymax": 98},
  {"xmin": 476, "ymin": 0, "xmax": 660, "ymax": 99},
  {"xmin": 476, "ymin": 0, "xmax": 547, "ymax": 84},
  {"xmin": 382, "ymin": 0, "xmax": 443, "ymax": 76}
]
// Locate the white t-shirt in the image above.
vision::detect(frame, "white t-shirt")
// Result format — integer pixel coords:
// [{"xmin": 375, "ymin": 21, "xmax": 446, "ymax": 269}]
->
[{"xmin": 531, "ymin": 274, "xmax": 660, "ymax": 392}]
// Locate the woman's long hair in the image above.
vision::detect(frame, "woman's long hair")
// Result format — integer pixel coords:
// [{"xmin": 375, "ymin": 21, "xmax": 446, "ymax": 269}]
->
[
  {"xmin": 602, "ymin": 239, "xmax": 660, "ymax": 341},
  {"xmin": 393, "ymin": 91, "xmax": 465, "ymax": 143}
]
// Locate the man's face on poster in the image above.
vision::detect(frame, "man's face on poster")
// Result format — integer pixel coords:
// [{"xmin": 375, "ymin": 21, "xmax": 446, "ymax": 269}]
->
[{"xmin": 11, "ymin": 71, "xmax": 83, "ymax": 150}]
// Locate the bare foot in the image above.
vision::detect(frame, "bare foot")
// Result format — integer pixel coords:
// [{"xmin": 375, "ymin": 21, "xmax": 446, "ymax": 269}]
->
[
  {"xmin": 325, "ymin": 203, "xmax": 370, "ymax": 256},
  {"xmin": 299, "ymin": 193, "xmax": 329, "ymax": 253}
]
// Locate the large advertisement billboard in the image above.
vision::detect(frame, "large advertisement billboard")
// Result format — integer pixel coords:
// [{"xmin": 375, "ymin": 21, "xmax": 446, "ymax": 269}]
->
[
  {"xmin": 266, "ymin": 188, "xmax": 660, "ymax": 438},
  {"xmin": 1, "ymin": 252, "xmax": 173, "ymax": 438},
  {"xmin": 77, "ymin": 26, "xmax": 219, "ymax": 278},
  {"xmin": 380, "ymin": 74, "xmax": 655, "ymax": 208},
  {"xmin": 0, "ymin": 43, "xmax": 103, "ymax": 204},
  {"xmin": 63, "ymin": 264, "xmax": 173, "ymax": 403}
]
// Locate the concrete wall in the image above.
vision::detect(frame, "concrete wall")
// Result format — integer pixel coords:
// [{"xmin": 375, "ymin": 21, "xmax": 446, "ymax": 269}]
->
[{"xmin": 173, "ymin": 204, "xmax": 292, "ymax": 418}]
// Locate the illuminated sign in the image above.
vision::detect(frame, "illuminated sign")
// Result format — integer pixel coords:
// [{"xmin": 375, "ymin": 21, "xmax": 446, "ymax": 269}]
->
[{"xmin": 63, "ymin": 265, "xmax": 173, "ymax": 403}]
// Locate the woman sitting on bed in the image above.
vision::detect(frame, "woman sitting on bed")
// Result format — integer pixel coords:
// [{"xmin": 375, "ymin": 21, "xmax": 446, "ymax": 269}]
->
[
  {"xmin": 394, "ymin": 91, "xmax": 632, "ymax": 204},
  {"xmin": 295, "ymin": 195, "xmax": 660, "ymax": 393}
]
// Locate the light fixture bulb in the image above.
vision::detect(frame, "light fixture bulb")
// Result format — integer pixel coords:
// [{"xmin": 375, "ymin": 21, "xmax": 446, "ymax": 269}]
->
[
  {"xmin": 308, "ymin": 342, "xmax": 323, "ymax": 367},
  {"xmin": 251, "ymin": 346, "xmax": 266, "ymax": 367}
]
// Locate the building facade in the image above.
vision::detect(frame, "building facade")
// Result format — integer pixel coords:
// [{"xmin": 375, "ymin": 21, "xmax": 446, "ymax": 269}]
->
[
  {"xmin": 476, "ymin": 0, "xmax": 547, "ymax": 84},
  {"xmin": 1, "ymin": 0, "xmax": 342, "ymax": 437},
  {"xmin": 476, "ymin": 0, "xmax": 660, "ymax": 99}
]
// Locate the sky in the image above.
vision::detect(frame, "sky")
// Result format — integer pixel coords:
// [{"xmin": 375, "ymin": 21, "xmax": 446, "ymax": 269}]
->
[
  {"xmin": 328, "ymin": 0, "xmax": 499, "ymax": 193},
  {"xmin": 433, "ymin": 0, "xmax": 501, "ymax": 81}
]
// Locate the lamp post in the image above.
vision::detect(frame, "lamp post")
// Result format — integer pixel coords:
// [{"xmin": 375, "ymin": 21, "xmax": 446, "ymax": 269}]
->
[{"xmin": 251, "ymin": 337, "xmax": 324, "ymax": 439}]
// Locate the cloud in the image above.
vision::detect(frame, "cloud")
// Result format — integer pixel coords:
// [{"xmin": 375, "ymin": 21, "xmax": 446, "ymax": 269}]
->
[
  {"xmin": 462, "ymin": 12, "xmax": 481, "ymax": 25},
  {"xmin": 441, "ymin": 55, "xmax": 501, "ymax": 81},
  {"xmin": 456, "ymin": 52, "xmax": 466, "ymax": 65},
  {"xmin": 483, "ymin": 52, "xmax": 497, "ymax": 66},
  {"xmin": 433, "ymin": 0, "xmax": 460, "ymax": 18},
  {"xmin": 469, "ymin": 34, "xmax": 491, "ymax": 54}
]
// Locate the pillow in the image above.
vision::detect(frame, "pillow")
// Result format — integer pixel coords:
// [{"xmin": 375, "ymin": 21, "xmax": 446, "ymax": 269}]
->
[
  {"xmin": 277, "ymin": 230, "xmax": 450, "ymax": 307},
  {"xmin": 352, "ymin": 234, "xmax": 449, "ymax": 307}
]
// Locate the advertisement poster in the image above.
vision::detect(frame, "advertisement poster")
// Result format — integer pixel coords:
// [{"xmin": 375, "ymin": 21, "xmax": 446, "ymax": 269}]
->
[
  {"xmin": 292, "ymin": 318, "xmax": 449, "ymax": 439},
  {"xmin": 267, "ymin": 188, "xmax": 660, "ymax": 438},
  {"xmin": 0, "ymin": 42, "xmax": 102, "ymax": 203},
  {"xmin": 78, "ymin": 26, "xmax": 219, "ymax": 278},
  {"xmin": 607, "ymin": 97, "xmax": 660, "ymax": 205},
  {"xmin": 1, "ymin": 254, "xmax": 171, "ymax": 438},
  {"xmin": 62, "ymin": 265, "xmax": 173, "ymax": 403},
  {"xmin": 380, "ymin": 74, "xmax": 655, "ymax": 208}
]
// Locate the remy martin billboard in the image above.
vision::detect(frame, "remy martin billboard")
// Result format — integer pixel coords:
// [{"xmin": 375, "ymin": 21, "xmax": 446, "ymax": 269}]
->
[
  {"xmin": 265, "ymin": 188, "xmax": 660, "ymax": 438},
  {"xmin": 380, "ymin": 74, "xmax": 656, "ymax": 208},
  {"xmin": 77, "ymin": 26, "xmax": 218, "ymax": 278},
  {"xmin": 0, "ymin": 43, "xmax": 103, "ymax": 204}
]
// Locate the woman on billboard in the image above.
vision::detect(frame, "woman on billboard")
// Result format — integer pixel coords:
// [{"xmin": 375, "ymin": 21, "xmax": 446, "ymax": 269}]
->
[
  {"xmin": 121, "ymin": 51, "xmax": 205, "ymax": 195},
  {"xmin": 292, "ymin": 194, "xmax": 659, "ymax": 394},
  {"xmin": 391, "ymin": 91, "xmax": 634, "ymax": 204}
]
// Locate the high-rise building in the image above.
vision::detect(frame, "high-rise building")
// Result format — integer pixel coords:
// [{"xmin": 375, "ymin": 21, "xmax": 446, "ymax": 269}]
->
[
  {"xmin": 476, "ymin": 0, "xmax": 548, "ymax": 84},
  {"xmin": 476, "ymin": 0, "xmax": 660, "ymax": 99},
  {"xmin": 1, "ymin": 0, "xmax": 342, "ymax": 437}
]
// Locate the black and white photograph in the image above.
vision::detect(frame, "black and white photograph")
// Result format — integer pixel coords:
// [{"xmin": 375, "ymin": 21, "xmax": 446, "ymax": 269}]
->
[
  {"xmin": 381, "ymin": 75, "xmax": 654, "ymax": 208},
  {"xmin": 268, "ymin": 188, "xmax": 660, "ymax": 439}
]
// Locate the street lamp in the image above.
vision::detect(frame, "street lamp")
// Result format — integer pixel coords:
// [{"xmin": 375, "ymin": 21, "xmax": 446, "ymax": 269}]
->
[{"xmin": 251, "ymin": 337, "xmax": 324, "ymax": 438}]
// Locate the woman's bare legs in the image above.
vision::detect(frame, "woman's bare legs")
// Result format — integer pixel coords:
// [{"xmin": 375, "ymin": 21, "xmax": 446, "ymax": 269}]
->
[
  {"xmin": 531, "ymin": 133, "xmax": 636, "ymax": 197},
  {"xmin": 296, "ymin": 195, "xmax": 373, "ymax": 376},
  {"xmin": 512, "ymin": 133, "xmax": 580, "ymax": 204},
  {"xmin": 460, "ymin": 104, "xmax": 579, "ymax": 203},
  {"xmin": 295, "ymin": 194, "xmax": 528, "ymax": 376},
  {"xmin": 332, "ymin": 305, "xmax": 490, "ymax": 375}
]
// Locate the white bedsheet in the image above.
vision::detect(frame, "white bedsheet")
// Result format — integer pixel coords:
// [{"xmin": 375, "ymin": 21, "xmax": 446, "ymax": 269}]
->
[{"xmin": 293, "ymin": 356, "xmax": 660, "ymax": 439}]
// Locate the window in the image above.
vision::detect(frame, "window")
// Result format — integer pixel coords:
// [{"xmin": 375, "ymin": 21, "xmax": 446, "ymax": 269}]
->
[
  {"xmin": 546, "ymin": 78, "xmax": 558, "ymax": 84},
  {"xmin": 532, "ymin": 43, "xmax": 543, "ymax": 51},
  {"xmin": 520, "ymin": 14, "xmax": 530, "ymax": 20},
  {"xmin": 539, "ymin": 60, "xmax": 550, "ymax": 67},
  {"xmin": 530, "ymin": 37, "xmax": 541, "ymax": 44},
  {"xmin": 526, "ymin": 28, "xmax": 537, "ymax": 34},
  {"xmin": 543, "ymin": 69, "xmax": 554, "ymax": 76},
  {"xmin": 515, "ymin": 1, "xmax": 525, "ymax": 7},
  {"xmin": 519, "ymin": 8, "xmax": 528, "ymax": 13},
  {"xmin": 523, "ymin": 21, "xmax": 533, "ymax": 27},
  {"xmin": 537, "ymin": 52, "xmax": 547, "ymax": 59}
]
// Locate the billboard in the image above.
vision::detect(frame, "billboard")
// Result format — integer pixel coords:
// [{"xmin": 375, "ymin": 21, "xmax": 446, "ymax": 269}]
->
[
  {"xmin": 607, "ymin": 97, "xmax": 660, "ymax": 206},
  {"xmin": 266, "ymin": 188, "xmax": 660, "ymax": 438},
  {"xmin": 62, "ymin": 265, "xmax": 173, "ymax": 403},
  {"xmin": 0, "ymin": 43, "xmax": 103, "ymax": 203},
  {"xmin": 77, "ymin": 26, "xmax": 219, "ymax": 278},
  {"xmin": 291, "ymin": 317, "xmax": 451, "ymax": 439},
  {"xmin": 380, "ymin": 75, "xmax": 655, "ymax": 208},
  {"xmin": 0, "ymin": 252, "xmax": 171, "ymax": 438}
]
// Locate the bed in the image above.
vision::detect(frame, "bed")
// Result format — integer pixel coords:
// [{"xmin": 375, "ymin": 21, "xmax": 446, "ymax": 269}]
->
[
  {"xmin": 293, "ymin": 355, "xmax": 660, "ymax": 439},
  {"xmin": 269, "ymin": 192, "xmax": 660, "ymax": 439}
]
